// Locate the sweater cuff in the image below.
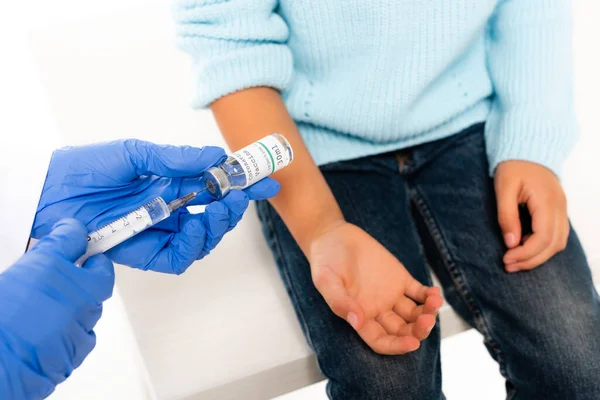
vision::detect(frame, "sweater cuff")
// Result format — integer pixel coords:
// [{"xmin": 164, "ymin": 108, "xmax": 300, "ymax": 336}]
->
[
  {"xmin": 188, "ymin": 44, "xmax": 293, "ymax": 108},
  {"xmin": 485, "ymin": 108, "xmax": 579, "ymax": 177}
]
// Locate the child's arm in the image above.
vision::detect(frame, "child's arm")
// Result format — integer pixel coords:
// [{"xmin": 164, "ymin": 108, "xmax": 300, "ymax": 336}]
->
[
  {"xmin": 211, "ymin": 88, "xmax": 344, "ymax": 254},
  {"xmin": 174, "ymin": 1, "xmax": 442, "ymax": 354},
  {"xmin": 486, "ymin": 0, "xmax": 575, "ymax": 271},
  {"xmin": 212, "ymin": 87, "xmax": 442, "ymax": 355}
]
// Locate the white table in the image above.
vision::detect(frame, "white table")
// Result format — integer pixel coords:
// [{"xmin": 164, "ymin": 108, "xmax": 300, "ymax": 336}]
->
[{"xmin": 30, "ymin": 2, "xmax": 600, "ymax": 399}]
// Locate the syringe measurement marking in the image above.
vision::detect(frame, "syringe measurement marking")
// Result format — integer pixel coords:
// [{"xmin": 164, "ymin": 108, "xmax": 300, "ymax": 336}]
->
[
  {"xmin": 88, "ymin": 209, "xmax": 150, "ymax": 245},
  {"xmin": 77, "ymin": 196, "xmax": 175, "ymax": 267}
]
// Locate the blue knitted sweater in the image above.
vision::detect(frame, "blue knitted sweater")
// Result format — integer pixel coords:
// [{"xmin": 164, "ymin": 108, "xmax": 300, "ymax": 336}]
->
[{"xmin": 174, "ymin": 0, "xmax": 577, "ymax": 175}]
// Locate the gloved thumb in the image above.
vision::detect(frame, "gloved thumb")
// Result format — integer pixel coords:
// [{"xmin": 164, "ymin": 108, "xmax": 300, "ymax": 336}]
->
[
  {"xmin": 243, "ymin": 178, "xmax": 281, "ymax": 201},
  {"xmin": 81, "ymin": 254, "xmax": 115, "ymax": 303},
  {"xmin": 124, "ymin": 139, "xmax": 226, "ymax": 178},
  {"xmin": 33, "ymin": 218, "xmax": 88, "ymax": 262},
  {"xmin": 312, "ymin": 266, "xmax": 365, "ymax": 331}
]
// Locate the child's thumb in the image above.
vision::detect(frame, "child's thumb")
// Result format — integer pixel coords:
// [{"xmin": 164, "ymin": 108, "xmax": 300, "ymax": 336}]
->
[
  {"xmin": 496, "ymin": 181, "xmax": 522, "ymax": 248},
  {"xmin": 312, "ymin": 267, "xmax": 365, "ymax": 330}
]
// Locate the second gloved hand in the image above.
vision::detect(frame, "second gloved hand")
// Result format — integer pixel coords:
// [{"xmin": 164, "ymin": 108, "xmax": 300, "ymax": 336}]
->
[
  {"xmin": 31, "ymin": 140, "xmax": 280, "ymax": 274},
  {"xmin": 0, "ymin": 219, "xmax": 114, "ymax": 399}
]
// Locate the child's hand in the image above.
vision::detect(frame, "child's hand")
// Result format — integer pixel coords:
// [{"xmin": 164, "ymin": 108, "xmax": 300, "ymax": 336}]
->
[
  {"xmin": 495, "ymin": 160, "xmax": 569, "ymax": 272},
  {"xmin": 309, "ymin": 222, "xmax": 443, "ymax": 355}
]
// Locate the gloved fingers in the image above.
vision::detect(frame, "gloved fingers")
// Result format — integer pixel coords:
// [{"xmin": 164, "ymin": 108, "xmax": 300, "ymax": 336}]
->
[
  {"xmin": 70, "ymin": 328, "xmax": 97, "ymax": 371},
  {"xmin": 145, "ymin": 213, "xmax": 207, "ymax": 274},
  {"xmin": 196, "ymin": 248, "xmax": 211, "ymax": 261},
  {"xmin": 193, "ymin": 193, "xmax": 249, "ymax": 259},
  {"xmin": 78, "ymin": 304, "xmax": 103, "ymax": 333},
  {"xmin": 33, "ymin": 319, "xmax": 94, "ymax": 384},
  {"xmin": 80, "ymin": 254, "xmax": 115, "ymax": 303},
  {"xmin": 105, "ymin": 230, "xmax": 173, "ymax": 270},
  {"xmin": 183, "ymin": 177, "xmax": 282, "ymax": 206},
  {"xmin": 0, "ymin": 270, "xmax": 99, "ymax": 384},
  {"xmin": 243, "ymin": 178, "xmax": 281, "ymax": 200},
  {"xmin": 2, "ymin": 253, "xmax": 107, "ymax": 330},
  {"xmin": 32, "ymin": 218, "xmax": 88, "ymax": 262},
  {"xmin": 200, "ymin": 201, "xmax": 231, "ymax": 254},
  {"xmin": 124, "ymin": 140, "xmax": 226, "ymax": 179},
  {"xmin": 25, "ymin": 218, "xmax": 113, "ymax": 321},
  {"xmin": 33, "ymin": 250, "xmax": 115, "ymax": 308},
  {"xmin": 152, "ymin": 206, "xmax": 189, "ymax": 233},
  {"xmin": 220, "ymin": 190, "xmax": 250, "ymax": 231}
]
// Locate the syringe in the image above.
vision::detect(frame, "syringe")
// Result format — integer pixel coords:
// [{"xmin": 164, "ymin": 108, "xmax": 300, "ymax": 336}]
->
[
  {"xmin": 75, "ymin": 191, "xmax": 204, "ymax": 266},
  {"xmin": 75, "ymin": 133, "xmax": 294, "ymax": 266}
]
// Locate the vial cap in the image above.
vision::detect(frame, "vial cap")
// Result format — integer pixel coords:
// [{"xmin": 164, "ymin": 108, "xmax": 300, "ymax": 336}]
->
[{"xmin": 205, "ymin": 167, "xmax": 231, "ymax": 199}]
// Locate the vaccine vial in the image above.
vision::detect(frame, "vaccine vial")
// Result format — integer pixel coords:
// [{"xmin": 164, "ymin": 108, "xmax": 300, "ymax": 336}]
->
[{"xmin": 204, "ymin": 133, "xmax": 294, "ymax": 198}]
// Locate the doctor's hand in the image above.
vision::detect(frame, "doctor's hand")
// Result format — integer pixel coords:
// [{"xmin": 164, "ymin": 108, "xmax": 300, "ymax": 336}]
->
[
  {"xmin": 0, "ymin": 219, "xmax": 114, "ymax": 400},
  {"xmin": 31, "ymin": 140, "xmax": 280, "ymax": 274}
]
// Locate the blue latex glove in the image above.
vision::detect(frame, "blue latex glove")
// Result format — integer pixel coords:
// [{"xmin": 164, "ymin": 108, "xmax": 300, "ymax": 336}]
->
[
  {"xmin": 0, "ymin": 219, "xmax": 114, "ymax": 400},
  {"xmin": 31, "ymin": 139, "xmax": 280, "ymax": 274}
]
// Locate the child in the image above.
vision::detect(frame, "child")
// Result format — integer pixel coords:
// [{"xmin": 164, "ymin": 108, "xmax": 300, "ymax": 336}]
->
[{"xmin": 175, "ymin": 1, "xmax": 600, "ymax": 398}]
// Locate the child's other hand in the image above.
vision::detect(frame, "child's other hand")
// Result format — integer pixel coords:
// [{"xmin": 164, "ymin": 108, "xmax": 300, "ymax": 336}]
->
[
  {"xmin": 494, "ymin": 160, "xmax": 569, "ymax": 273},
  {"xmin": 308, "ymin": 222, "xmax": 443, "ymax": 355}
]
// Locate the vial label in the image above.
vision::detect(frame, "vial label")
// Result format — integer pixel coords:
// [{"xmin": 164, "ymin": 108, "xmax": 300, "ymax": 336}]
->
[{"xmin": 231, "ymin": 134, "xmax": 292, "ymax": 186}]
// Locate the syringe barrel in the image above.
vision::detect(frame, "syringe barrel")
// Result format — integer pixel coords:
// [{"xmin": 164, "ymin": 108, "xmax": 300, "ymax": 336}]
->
[
  {"xmin": 204, "ymin": 133, "xmax": 294, "ymax": 199},
  {"xmin": 75, "ymin": 197, "xmax": 170, "ymax": 266}
]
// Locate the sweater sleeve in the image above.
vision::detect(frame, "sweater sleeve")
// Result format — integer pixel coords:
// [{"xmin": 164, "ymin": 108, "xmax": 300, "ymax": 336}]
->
[
  {"xmin": 173, "ymin": 0, "xmax": 293, "ymax": 108},
  {"xmin": 484, "ymin": 0, "xmax": 579, "ymax": 177}
]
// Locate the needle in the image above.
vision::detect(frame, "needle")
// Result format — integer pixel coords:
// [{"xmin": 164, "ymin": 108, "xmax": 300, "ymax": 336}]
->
[{"xmin": 167, "ymin": 188, "xmax": 208, "ymax": 213}]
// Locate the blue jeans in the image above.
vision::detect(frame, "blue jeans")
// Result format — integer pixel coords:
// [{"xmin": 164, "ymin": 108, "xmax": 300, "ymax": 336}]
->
[{"xmin": 256, "ymin": 123, "xmax": 600, "ymax": 400}]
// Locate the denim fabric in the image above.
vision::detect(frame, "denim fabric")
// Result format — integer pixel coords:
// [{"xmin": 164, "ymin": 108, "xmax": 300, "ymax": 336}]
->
[{"xmin": 256, "ymin": 123, "xmax": 600, "ymax": 400}]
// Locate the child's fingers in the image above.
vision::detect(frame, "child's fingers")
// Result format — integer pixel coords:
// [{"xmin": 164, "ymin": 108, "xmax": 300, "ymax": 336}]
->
[
  {"xmin": 393, "ymin": 297, "xmax": 419, "ymax": 322},
  {"xmin": 394, "ymin": 294, "xmax": 442, "ymax": 322},
  {"xmin": 423, "ymin": 294, "xmax": 443, "ymax": 315},
  {"xmin": 506, "ymin": 246, "xmax": 557, "ymax": 272},
  {"xmin": 495, "ymin": 178, "xmax": 522, "ymax": 249},
  {"xmin": 404, "ymin": 278, "xmax": 430, "ymax": 303},
  {"xmin": 376, "ymin": 311, "xmax": 408, "ymax": 335},
  {"xmin": 357, "ymin": 320, "xmax": 421, "ymax": 355},
  {"xmin": 504, "ymin": 201, "xmax": 555, "ymax": 266},
  {"xmin": 395, "ymin": 314, "xmax": 436, "ymax": 341},
  {"xmin": 506, "ymin": 210, "xmax": 564, "ymax": 272}
]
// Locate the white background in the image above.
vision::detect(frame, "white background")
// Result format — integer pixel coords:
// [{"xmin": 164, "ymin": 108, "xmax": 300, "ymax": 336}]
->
[{"xmin": 0, "ymin": 1, "xmax": 598, "ymax": 400}]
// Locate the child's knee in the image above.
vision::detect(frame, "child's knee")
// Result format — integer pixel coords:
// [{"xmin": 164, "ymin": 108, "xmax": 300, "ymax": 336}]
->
[{"xmin": 319, "ymin": 333, "xmax": 443, "ymax": 400}]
